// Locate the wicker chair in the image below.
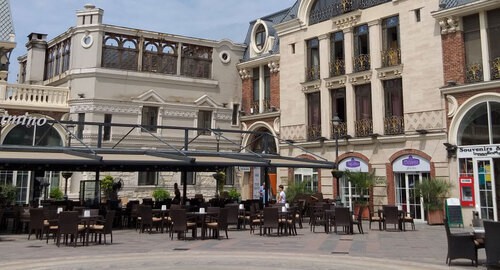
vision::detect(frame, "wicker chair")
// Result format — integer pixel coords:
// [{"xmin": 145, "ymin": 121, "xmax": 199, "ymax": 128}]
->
[
  {"xmin": 28, "ymin": 208, "xmax": 45, "ymax": 240},
  {"xmin": 137, "ymin": 205, "xmax": 162, "ymax": 233},
  {"xmin": 89, "ymin": 210, "xmax": 116, "ymax": 244},
  {"xmin": 351, "ymin": 205, "xmax": 364, "ymax": 234},
  {"xmin": 483, "ymin": 220, "xmax": 500, "ymax": 268},
  {"xmin": 169, "ymin": 209, "xmax": 197, "ymax": 240},
  {"xmin": 56, "ymin": 211, "xmax": 85, "ymax": 247},
  {"xmin": 206, "ymin": 208, "xmax": 229, "ymax": 239},
  {"xmin": 382, "ymin": 205, "xmax": 401, "ymax": 231},
  {"xmin": 368, "ymin": 207, "xmax": 382, "ymax": 230},
  {"xmin": 261, "ymin": 207, "xmax": 280, "ymax": 236},
  {"xmin": 333, "ymin": 207, "xmax": 352, "ymax": 234},
  {"xmin": 444, "ymin": 218, "xmax": 480, "ymax": 266}
]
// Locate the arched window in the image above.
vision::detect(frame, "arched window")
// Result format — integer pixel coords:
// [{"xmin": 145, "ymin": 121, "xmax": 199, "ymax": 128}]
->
[
  {"xmin": 3, "ymin": 124, "xmax": 63, "ymax": 146},
  {"xmin": 457, "ymin": 101, "xmax": 500, "ymax": 145}
]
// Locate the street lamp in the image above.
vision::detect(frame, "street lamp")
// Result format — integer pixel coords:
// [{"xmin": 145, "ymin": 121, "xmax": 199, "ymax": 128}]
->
[
  {"xmin": 61, "ymin": 171, "xmax": 73, "ymax": 200},
  {"xmin": 331, "ymin": 114, "xmax": 342, "ymax": 206}
]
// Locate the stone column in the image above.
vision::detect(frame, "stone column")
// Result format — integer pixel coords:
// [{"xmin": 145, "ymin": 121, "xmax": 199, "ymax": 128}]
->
[
  {"xmin": 479, "ymin": 11, "xmax": 491, "ymax": 81},
  {"xmin": 368, "ymin": 20, "xmax": 383, "ymax": 134},
  {"xmin": 319, "ymin": 34, "xmax": 331, "ymax": 137}
]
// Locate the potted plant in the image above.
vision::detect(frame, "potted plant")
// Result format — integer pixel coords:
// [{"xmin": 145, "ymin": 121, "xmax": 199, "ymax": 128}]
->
[
  {"xmin": 0, "ymin": 184, "xmax": 17, "ymax": 206},
  {"xmin": 415, "ymin": 178, "xmax": 452, "ymax": 225},
  {"xmin": 285, "ymin": 180, "xmax": 314, "ymax": 203},
  {"xmin": 227, "ymin": 187, "xmax": 241, "ymax": 203},
  {"xmin": 212, "ymin": 170, "xmax": 226, "ymax": 195},
  {"xmin": 49, "ymin": 187, "xmax": 64, "ymax": 200},
  {"xmin": 100, "ymin": 175, "xmax": 114, "ymax": 202},
  {"xmin": 152, "ymin": 187, "xmax": 170, "ymax": 202},
  {"xmin": 344, "ymin": 170, "xmax": 378, "ymax": 219}
]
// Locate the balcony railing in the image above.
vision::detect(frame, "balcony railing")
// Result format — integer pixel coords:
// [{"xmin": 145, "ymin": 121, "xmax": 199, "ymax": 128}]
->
[
  {"xmin": 250, "ymin": 101, "xmax": 260, "ymax": 114},
  {"xmin": 381, "ymin": 48, "xmax": 401, "ymax": 67},
  {"xmin": 329, "ymin": 59, "xmax": 346, "ymax": 77},
  {"xmin": 331, "ymin": 121, "xmax": 347, "ymax": 139},
  {"xmin": 305, "ymin": 65, "xmax": 320, "ymax": 81},
  {"xmin": 354, "ymin": 119, "xmax": 373, "ymax": 137},
  {"xmin": 490, "ymin": 57, "xmax": 500, "ymax": 81},
  {"xmin": 307, "ymin": 124, "xmax": 322, "ymax": 141},
  {"xmin": 353, "ymin": 54, "xmax": 371, "ymax": 72},
  {"xmin": 0, "ymin": 83, "xmax": 69, "ymax": 109},
  {"xmin": 384, "ymin": 115, "xmax": 404, "ymax": 135},
  {"xmin": 465, "ymin": 62, "xmax": 483, "ymax": 83}
]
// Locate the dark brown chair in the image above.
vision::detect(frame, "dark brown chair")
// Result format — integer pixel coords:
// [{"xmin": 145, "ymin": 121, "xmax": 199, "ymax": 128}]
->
[
  {"xmin": 444, "ymin": 218, "xmax": 481, "ymax": 266},
  {"xmin": 382, "ymin": 205, "xmax": 401, "ymax": 231},
  {"xmin": 137, "ymin": 205, "xmax": 162, "ymax": 233},
  {"xmin": 368, "ymin": 207, "xmax": 382, "ymax": 230},
  {"xmin": 483, "ymin": 220, "xmax": 500, "ymax": 268},
  {"xmin": 261, "ymin": 207, "xmax": 279, "ymax": 236},
  {"xmin": 169, "ymin": 209, "xmax": 197, "ymax": 240},
  {"xmin": 225, "ymin": 204, "xmax": 239, "ymax": 229},
  {"xmin": 352, "ymin": 205, "xmax": 364, "ymax": 234},
  {"xmin": 402, "ymin": 211, "xmax": 415, "ymax": 231},
  {"xmin": 206, "ymin": 208, "xmax": 229, "ymax": 239},
  {"xmin": 333, "ymin": 207, "xmax": 352, "ymax": 234},
  {"xmin": 89, "ymin": 210, "xmax": 115, "ymax": 244},
  {"xmin": 28, "ymin": 208, "xmax": 45, "ymax": 240},
  {"xmin": 56, "ymin": 211, "xmax": 85, "ymax": 247}
]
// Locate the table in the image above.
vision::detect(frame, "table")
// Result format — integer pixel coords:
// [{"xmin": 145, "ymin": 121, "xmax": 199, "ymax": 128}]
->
[{"xmin": 187, "ymin": 211, "xmax": 218, "ymax": 239}]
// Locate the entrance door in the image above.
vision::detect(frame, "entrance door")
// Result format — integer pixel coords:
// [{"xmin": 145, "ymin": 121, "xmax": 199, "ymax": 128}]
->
[
  {"xmin": 473, "ymin": 158, "xmax": 497, "ymax": 220},
  {"xmin": 396, "ymin": 173, "xmax": 426, "ymax": 221}
]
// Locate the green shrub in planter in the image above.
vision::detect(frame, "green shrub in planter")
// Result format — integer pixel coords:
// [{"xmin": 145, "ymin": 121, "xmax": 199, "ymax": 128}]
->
[
  {"xmin": 49, "ymin": 187, "xmax": 64, "ymax": 200},
  {"xmin": 152, "ymin": 188, "xmax": 170, "ymax": 201},
  {"xmin": 227, "ymin": 188, "xmax": 241, "ymax": 201},
  {"xmin": 0, "ymin": 184, "xmax": 17, "ymax": 206}
]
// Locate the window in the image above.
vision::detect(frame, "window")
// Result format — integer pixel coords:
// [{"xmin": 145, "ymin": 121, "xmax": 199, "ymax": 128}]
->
[
  {"xmin": 307, "ymin": 92, "xmax": 321, "ymax": 140},
  {"xmin": 61, "ymin": 41, "xmax": 71, "ymax": 72},
  {"xmin": 181, "ymin": 44, "xmax": 212, "ymax": 78},
  {"xmin": 197, "ymin": 110, "xmax": 212, "ymax": 135},
  {"xmin": 290, "ymin": 43, "xmax": 296, "ymax": 54},
  {"xmin": 141, "ymin": 106, "xmax": 158, "ymax": 132},
  {"xmin": 306, "ymin": 38, "xmax": 320, "ymax": 81},
  {"xmin": 354, "ymin": 84, "xmax": 373, "ymax": 137},
  {"xmin": 458, "ymin": 101, "xmax": 500, "ymax": 145},
  {"xmin": 330, "ymin": 31, "xmax": 345, "ymax": 76},
  {"xmin": 252, "ymin": 67, "xmax": 260, "ymax": 114},
  {"xmin": 103, "ymin": 114, "xmax": 112, "ymax": 141},
  {"xmin": 232, "ymin": 104, "xmax": 240, "ymax": 126},
  {"xmin": 142, "ymin": 40, "xmax": 177, "ymax": 75},
  {"xmin": 264, "ymin": 65, "xmax": 271, "ymax": 112},
  {"xmin": 382, "ymin": 16, "xmax": 400, "ymax": 67},
  {"xmin": 463, "ymin": 14, "xmax": 483, "ymax": 83},
  {"xmin": 414, "ymin": 9, "xmax": 421, "ymax": 22},
  {"xmin": 77, "ymin": 113, "xmax": 85, "ymax": 139},
  {"xmin": 255, "ymin": 24, "xmax": 266, "ymax": 50},
  {"xmin": 354, "ymin": 24, "xmax": 370, "ymax": 72},
  {"xmin": 182, "ymin": 172, "xmax": 196, "ymax": 185},
  {"xmin": 0, "ymin": 171, "xmax": 30, "ymax": 204},
  {"xmin": 487, "ymin": 8, "xmax": 500, "ymax": 80},
  {"xmin": 331, "ymin": 88, "xmax": 347, "ymax": 137},
  {"xmin": 225, "ymin": 167, "xmax": 235, "ymax": 186},
  {"xmin": 294, "ymin": 168, "xmax": 318, "ymax": 192},
  {"xmin": 102, "ymin": 33, "xmax": 139, "ymax": 71},
  {"xmin": 383, "ymin": 79, "xmax": 404, "ymax": 135},
  {"xmin": 138, "ymin": 171, "xmax": 157, "ymax": 186}
]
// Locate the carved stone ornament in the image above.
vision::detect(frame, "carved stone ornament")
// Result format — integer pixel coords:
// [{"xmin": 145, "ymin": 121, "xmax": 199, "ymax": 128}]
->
[
  {"xmin": 239, "ymin": 68, "xmax": 251, "ymax": 80},
  {"xmin": 268, "ymin": 61, "xmax": 280, "ymax": 73},
  {"xmin": 439, "ymin": 17, "xmax": 460, "ymax": 34}
]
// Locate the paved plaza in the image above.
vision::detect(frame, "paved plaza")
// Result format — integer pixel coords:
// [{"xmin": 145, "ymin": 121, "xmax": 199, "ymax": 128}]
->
[{"xmin": 0, "ymin": 220, "xmax": 488, "ymax": 270}]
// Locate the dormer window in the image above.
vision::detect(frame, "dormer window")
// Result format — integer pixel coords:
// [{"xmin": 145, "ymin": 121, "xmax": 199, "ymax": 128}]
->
[
  {"xmin": 255, "ymin": 24, "xmax": 266, "ymax": 50},
  {"xmin": 251, "ymin": 21, "xmax": 269, "ymax": 54}
]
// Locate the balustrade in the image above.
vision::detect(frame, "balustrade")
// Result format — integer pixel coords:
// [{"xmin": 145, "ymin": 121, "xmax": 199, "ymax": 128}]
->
[
  {"xmin": 490, "ymin": 57, "xmax": 500, "ymax": 80},
  {"xmin": 330, "ymin": 121, "xmax": 347, "ymax": 139},
  {"xmin": 307, "ymin": 124, "xmax": 322, "ymax": 141},
  {"xmin": 0, "ymin": 84, "xmax": 69, "ymax": 108},
  {"xmin": 465, "ymin": 63, "xmax": 483, "ymax": 83},
  {"xmin": 305, "ymin": 65, "xmax": 320, "ymax": 81}
]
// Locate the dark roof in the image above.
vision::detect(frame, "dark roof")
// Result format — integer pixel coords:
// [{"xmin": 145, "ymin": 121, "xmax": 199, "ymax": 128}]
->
[
  {"xmin": 438, "ymin": 0, "xmax": 481, "ymax": 10},
  {"xmin": 0, "ymin": 0, "xmax": 14, "ymax": 41}
]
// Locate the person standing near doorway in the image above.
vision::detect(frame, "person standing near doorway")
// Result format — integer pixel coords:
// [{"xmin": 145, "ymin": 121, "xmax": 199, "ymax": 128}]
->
[
  {"xmin": 173, "ymin": 183, "xmax": 181, "ymax": 204},
  {"xmin": 277, "ymin": 185, "xmax": 286, "ymax": 203}
]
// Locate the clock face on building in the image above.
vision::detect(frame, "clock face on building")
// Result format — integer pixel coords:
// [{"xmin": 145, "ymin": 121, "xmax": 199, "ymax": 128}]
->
[{"xmin": 81, "ymin": 34, "xmax": 93, "ymax": 48}]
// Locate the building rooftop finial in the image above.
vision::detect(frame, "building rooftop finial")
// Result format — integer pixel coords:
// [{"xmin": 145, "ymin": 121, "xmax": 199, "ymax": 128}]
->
[{"xmin": 84, "ymin": 3, "xmax": 96, "ymax": 9}]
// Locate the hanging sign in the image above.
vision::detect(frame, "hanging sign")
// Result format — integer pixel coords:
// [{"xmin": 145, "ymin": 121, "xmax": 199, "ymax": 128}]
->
[
  {"xmin": 393, "ymin": 155, "xmax": 430, "ymax": 172},
  {"xmin": 338, "ymin": 157, "xmax": 368, "ymax": 172},
  {"xmin": 457, "ymin": 144, "xmax": 500, "ymax": 158}
]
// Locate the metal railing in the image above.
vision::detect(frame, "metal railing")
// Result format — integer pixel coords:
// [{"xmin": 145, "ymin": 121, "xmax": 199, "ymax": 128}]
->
[
  {"xmin": 353, "ymin": 54, "xmax": 371, "ymax": 72},
  {"xmin": 305, "ymin": 65, "xmax": 320, "ymax": 81},
  {"xmin": 384, "ymin": 115, "xmax": 404, "ymax": 135},
  {"xmin": 307, "ymin": 124, "xmax": 322, "ymax": 141},
  {"xmin": 354, "ymin": 119, "xmax": 373, "ymax": 137},
  {"xmin": 329, "ymin": 59, "xmax": 346, "ymax": 77},
  {"xmin": 490, "ymin": 57, "xmax": 500, "ymax": 80},
  {"xmin": 465, "ymin": 62, "xmax": 483, "ymax": 83},
  {"xmin": 381, "ymin": 48, "xmax": 401, "ymax": 67},
  {"xmin": 331, "ymin": 121, "xmax": 348, "ymax": 139}
]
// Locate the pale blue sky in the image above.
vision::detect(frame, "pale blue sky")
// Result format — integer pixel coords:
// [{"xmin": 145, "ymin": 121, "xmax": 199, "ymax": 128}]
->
[{"xmin": 8, "ymin": 0, "xmax": 297, "ymax": 82}]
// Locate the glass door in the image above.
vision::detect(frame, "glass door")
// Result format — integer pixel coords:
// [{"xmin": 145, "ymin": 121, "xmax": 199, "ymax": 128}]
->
[
  {"xmin": 474, "ymin": 158, "xmax": 497, "ymax": 220},
  {"xmin": 396, "ymin": 173, "xmax": 425, "ymax": 221}
]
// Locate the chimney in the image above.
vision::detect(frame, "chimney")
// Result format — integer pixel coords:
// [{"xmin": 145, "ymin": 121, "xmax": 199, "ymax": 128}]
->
[
  {"xmin": 76, "ymin": 4, "xmax": 104, "ymax": 26},
  {"xmin": 24, "ymin": 32, "xmax": 48, "ymax": 84}
]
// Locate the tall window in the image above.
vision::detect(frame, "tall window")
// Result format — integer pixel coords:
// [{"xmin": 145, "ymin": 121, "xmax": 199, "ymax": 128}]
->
[
  {"xmin": 77, "ymin": 113, "xmax": 85, "ymax": 139},
  {"xmin": 264, "ymin": 65, "xmax": 271, "ymax": 112},
  {"xmin": 181, "ymin": 44, "xmax": 212, "ymax": 79},
  {"xmin": 61, "ymin": 42, "xmax": 71, "ymax": 72},
  {"xmin": 103, "ymin": 114, "xmax": 112, "ymax": 141},
  {"xmin": 307, "ymin": 91, "xmax": 321, "ymax": 140},
  {"xmin": 354, "ymin": 24, "xmax": 370, "ymax": 72},
  {"xmin": 142, "ymin": 40, "xmax": 177, "ymax": 75},
  {"xmin": 138, "ymin": 171, "xmax": 157, "ymax": 186},
  {"xmin": 141, "ymin": 106, "xmax": 158, "ymax": 132},
  {"xmin": 354, "ymin": 84, "xmax": 373, "ymax": 137},
  {"xmin": 183, "ymin": 172, "xmax": 196, "ymax": 185},
  {"xmin": 382, "ymin": 16, "xmax": 400, "ymax": 67},
  {"xmin": 252, "ymin": 67, "xmax": 260, "ymax": 114},
  {"xmin": 306, "ymin": 38, "xmax": 320, "ymax": 81},
  {"xmin": 383, "ymin": 79, "xmax": 404, "ymax": 135},
  {"xmin": 330, "ymin": 31, "xmax": 345, "ymax": 76},
  {"xmin": 225, "ymin": 167, "xmax": 235, "ymax": 186},
  {"xmin": 487, "ymin": 9, "xmax": 500, "ymax": 80},
  {"xmin": 232, "ymin": 103, "xmax": 240, "ymax": 126},
  {"xmin": 331, "ymin": 88, "xmax": 347, "ymax": 137},
  {"xmin": 197, "ymin": 110, "xmax": 212, "ymax": 135},
  {"xmin": 458, "ymin": 101, "xmax": 500, "ymax": 145},
  {"xmin": 463, "ymin": 14, "xmax": 483, "ymax": 83}
]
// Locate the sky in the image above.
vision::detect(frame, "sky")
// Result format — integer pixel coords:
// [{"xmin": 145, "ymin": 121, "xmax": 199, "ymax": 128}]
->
[{"xmin": 7, "ymin": 0, "xmax": 297, "ymax": 82}]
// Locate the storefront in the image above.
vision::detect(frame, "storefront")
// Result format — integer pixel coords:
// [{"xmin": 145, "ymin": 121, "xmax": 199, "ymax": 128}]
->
[{"xmin": 338, "ymin": 157, "xmax": 369, "ymax": 208}]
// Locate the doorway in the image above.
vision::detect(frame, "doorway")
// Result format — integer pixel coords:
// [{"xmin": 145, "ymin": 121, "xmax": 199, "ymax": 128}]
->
[
  {"xmin": 395, "ymin": 172, "xmax": 428, "ymax": 221},
  {"xmin": 474, "ymin": 158, "xmax": 497, "ymax": 220}
]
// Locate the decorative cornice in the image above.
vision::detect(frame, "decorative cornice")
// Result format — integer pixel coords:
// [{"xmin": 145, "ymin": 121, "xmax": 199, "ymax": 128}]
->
[
  {"xmin": 300, "ymin": 80, "xmax": 321, "ymax": 93},
  {"xmin": 332, "ymin": 10, "xmax": 362, "ymax": 30},
  {"xmin": 325, "ymin": 75, "xmax": 347, "ymax": 89},
  {"xmin": 348, "ymin": 71, "xmax": 372, "ymax": 85},
  {"xmin": 438, "ymin": 17, "xmax": 460, "ymax": 34},
  {"xmin": 376, "ymin": 65, "xmax": 403, "ymax": 80}
]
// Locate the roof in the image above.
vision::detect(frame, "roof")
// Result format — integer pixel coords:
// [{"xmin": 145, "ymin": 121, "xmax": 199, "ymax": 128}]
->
[
  {"xmin": 438, "ymin": 0, "xmax": 481, "ymax": 9},
  {"xmin": 0, "ymin": 0, "xmax": 14, "ymax": 41}
]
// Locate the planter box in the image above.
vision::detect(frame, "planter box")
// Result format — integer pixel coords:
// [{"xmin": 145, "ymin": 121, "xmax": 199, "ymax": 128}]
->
[{"xmin": 427, "ymin": 210, "xmax": 444, "ymax": 225}]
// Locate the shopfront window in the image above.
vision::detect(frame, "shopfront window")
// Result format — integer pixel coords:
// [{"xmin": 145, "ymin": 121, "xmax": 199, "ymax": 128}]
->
[
  {"xmin": 458, "ymin": 101, "xmax": 500, "ymax": 145},
  {"xmin": 294, "ymin": 168, "xmax": 318, "ymax": 192}
]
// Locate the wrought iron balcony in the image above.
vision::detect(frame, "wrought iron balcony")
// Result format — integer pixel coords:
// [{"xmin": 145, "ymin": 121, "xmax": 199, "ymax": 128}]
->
[
  {"xmin": 465, "ymin": 62, "xmax": 483, "ymax": 83},
  {"xmin": 307, "ymin": 124, "xmax": 322, "ymax": 141},
  {"xmin": 250, "ymin": 101, "xmax": 260, "ymax": 114},
  {"xmin": 490, "ymin": 57, "xmax": 500, "ymax": 81},
  {"xmin": 330, "ymin": 121, "xmax": 347, "ymax": 139},
  {"xmin": 305, "ymin": 65, "xmax": 320, "ymax": 82},
  {"xmin": 0, "ymin": 83, "xmax": 69, "ymax": 110},
  {"xmin": 330, "ymin": 59, "xmax": 346, "ymax": 77},
  {"xmin": 353, "ymin": 54, "xmax": 371, "ymax": 73},
  {"xmin": 384, "ymin": 115, "xmax": 404, "ymax": 135},
  {"xmin": 381, "ymin": 48, "xmax": 401, "ymax": 67},
  {"xmin": 354, "ymin": 119, "xmax": 373, "ymax": 137}
]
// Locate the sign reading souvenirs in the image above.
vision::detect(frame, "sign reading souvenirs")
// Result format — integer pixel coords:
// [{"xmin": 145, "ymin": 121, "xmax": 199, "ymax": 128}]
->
[
  {"xmin": 1, "ymin": 113, "xmax": 48, "ymax": 126},
  {"xmin": 457, "ymin": 144, "xmax": 500, "ymax": 158}
]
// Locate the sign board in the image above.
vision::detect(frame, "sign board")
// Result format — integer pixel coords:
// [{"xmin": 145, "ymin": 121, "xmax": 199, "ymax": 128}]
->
[
  {"xmin": 252, "ymin": 167, "xmax": 261, "ymax": 200},
  {"xmin": 238, "ymin": 166, "xmax": 250, "ymax": 172},
  {"xmin": 445, "ymin": 198, "xmax": 463, "ymax": 228},
  {"xmin": 0, "ymin": 113, "xmax": 48, "ymax": 126},
  {"xmin": 457, "ymin": 144, "xmax": 500, "ymax": 158},
  {"xmin": 338, "ymin": 157, "xmax": 369, "ymax": 172},
  {"xmin": 392, "ymin": 155, "xmax": 430, "ymax": 172}
]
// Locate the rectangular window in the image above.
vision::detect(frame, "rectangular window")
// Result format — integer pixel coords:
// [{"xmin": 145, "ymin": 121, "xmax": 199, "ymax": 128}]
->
[
  {"xmin": 197, "ymin": 110, "xmax": 212, "ymax": 135},
  {"xmin": 264, "ymin": 65, "xmax": 271, "ymax": 112},
  {"xmin": 225, "ymin": 167, "xmax": 235, "ymax": 186},
  {"xmin": 138, "ymin": 171, "xmax": 157, "ymax": 186},
  {"xmin": 354, "ymin": 84, "xmax": 373, "ymax": 137},
  {"xmin": 182, "ymin": 171, "xmax": 196, "ymax": 185},
  {"xmin": 354, "ymin": 24, "xmax": 370, "ymax": 72},
  {"xmin": 330, "ymin": 31, "xmax": 345, "ymax": 76},
  {"xmin": 103, "ymin": 114, "xmax": 112, "ymax": 141},
  {"xmin": 414, "ymin": 9, "xmax": 421, "ymax": 22},
  {"xmin": 463, "ymin": 14, "xmax": 483, "ymax": 83},
  {"xmin": 141, "ymin": 106, "xmax": 158, "ymax": 132},
  {"xmin": 252, "ymin": 67, "xmax": 260, "ymax": 114},
  {"xmin": 382, "ymin": 16, "xmax": 400, "ymax": 67},
  {"xmin": 307, "ymin": 91, "xmax": 321, "ymax": 140},
  {"xmin": 487, "ymin": 8, "xmax": 500, "ymax": 80},
  {"xmin": 331, "ymin": 87, "xmax": 346, "ymax": 125},
  {"xmin": 77, "ymin": 113, "xmax": 85, "ymax": 139},
  {"xmin": 232, "ymin": 104, "xmax": 240, "ymax": 126},
  {"xmin": 383, "ymin": 79, "xmax": 404, "ymax": 135},
  {"xmin": 306, "ymin": 38, "xmax": 320, "ymax": 81}
]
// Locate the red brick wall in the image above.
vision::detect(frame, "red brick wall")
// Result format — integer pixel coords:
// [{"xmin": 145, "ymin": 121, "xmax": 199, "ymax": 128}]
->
[
  {"xmin": 270, "ymin": 72, "xmax": 280, "ymax": 109},
  {"xmin": 442, "ymin": 32, "xmax": 466, "ymax": 85},
  {"xmin": 241, "ymin": 78, "xmax": 252, "ymax": 115}
]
